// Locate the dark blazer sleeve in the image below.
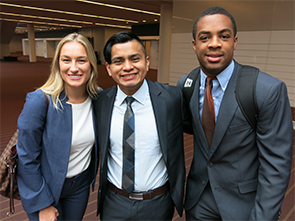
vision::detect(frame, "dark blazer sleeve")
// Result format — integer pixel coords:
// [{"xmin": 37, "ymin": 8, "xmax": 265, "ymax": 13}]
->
[{"xmin": 249, "ymin": 72, "xmax": 293, "ymax": 220}]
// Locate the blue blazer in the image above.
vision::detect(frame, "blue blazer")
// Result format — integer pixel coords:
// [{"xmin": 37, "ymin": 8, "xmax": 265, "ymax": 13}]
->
[
  {"xmin": 94, "ymin": 79, "xmax": 186, "ymax": 216},
  {"xmin": 177, "ymin": 61, "xmax": 293, "ymax": 220},
  {"xmin": 16, "ymin": 89, "xmax": 99, "ymax": 214}
]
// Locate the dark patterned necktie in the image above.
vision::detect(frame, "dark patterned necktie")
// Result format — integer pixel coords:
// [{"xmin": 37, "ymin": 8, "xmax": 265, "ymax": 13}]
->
[
  {"xmin": 202, "ymin": 77, "xmax": 216, "ymax": 147},
  {"xmin": 122, "ymin": 96, "xmax": 135, "ymax": 193}
]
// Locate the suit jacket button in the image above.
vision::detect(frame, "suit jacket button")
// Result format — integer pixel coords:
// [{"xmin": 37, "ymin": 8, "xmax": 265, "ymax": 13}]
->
[
  {"xmin": 208, "ymin": 162, "xmax": 213, "ymax": 167},
  {"xmin": 202, "ymin": 180, "xmax": 206, "ymax": 185}
]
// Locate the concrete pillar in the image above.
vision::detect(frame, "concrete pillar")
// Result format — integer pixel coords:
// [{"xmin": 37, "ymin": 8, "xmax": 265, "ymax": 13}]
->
[
  {"xmin": 27, "ymin": 24, "xmax": 37, "ymax": 62},
  {"xmin": 157, "ymin": 3, "xmax": 173, "ymax": 84}
]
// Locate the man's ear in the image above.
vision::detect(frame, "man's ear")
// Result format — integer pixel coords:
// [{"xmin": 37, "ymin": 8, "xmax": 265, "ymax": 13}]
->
[
  {"xmin": 233, "ymin": 36, "xmax": 238, "ymax": 50},
  {"xmin": 105, "ymin": 62, "xmax": 112, "ymax": 77},
  {"xmin": 146, "ymin": 56, "xmax": 150, "ymax": 72},
  {"xmin": 192, "ymin": 39, "xmax": 197, "ymax": 53}
]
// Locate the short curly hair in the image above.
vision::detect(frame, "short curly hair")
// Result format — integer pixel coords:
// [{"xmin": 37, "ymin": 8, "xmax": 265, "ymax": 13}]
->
[{"xmin": 192, "ymin": 6, "xmax": 237, "ymax": 40}]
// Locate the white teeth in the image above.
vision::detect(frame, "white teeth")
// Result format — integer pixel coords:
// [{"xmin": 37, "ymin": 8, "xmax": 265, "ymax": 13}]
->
[
  {"xmin": 69, "ymin": 75, "xmax": 81, "ymax": 78},
  {"xmin": 125, "ymin": 74, "xmax": 135, "ymax": 77}
]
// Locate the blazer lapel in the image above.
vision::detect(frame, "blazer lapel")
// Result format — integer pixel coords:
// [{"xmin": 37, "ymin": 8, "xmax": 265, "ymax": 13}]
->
[
  {"xmin": 210, "ymin": 63, "xmax": 241, "ymax": 153},
  {"xmin": 190, "ymin": 76, "xmax": 211, "ymax": 156},
  {"xmin": 147, "ymin": 80, "xmax": 168, "ymax": 162},
  {"xmin": 99, "ymin": 87, "xmax": 117, "ymax": 167}
]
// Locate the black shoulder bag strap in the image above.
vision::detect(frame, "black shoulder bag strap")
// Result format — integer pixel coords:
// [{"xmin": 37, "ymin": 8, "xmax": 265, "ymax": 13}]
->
[
  {"xmin": 235, "ymin": 65, "xmax": 259, "ymax": 130},
  {"xmin": 182, "ymin": 67, "xmax": 200, "ymax": 106},
  {"xmin": 183, "ymin": 65, "xmax": 259, "ymax": 130}
]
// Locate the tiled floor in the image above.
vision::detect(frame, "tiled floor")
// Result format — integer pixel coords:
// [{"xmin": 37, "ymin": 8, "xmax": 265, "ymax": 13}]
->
[{"xmin": 0, "ymin": 56, "xmax": 294, "ymax": 220}]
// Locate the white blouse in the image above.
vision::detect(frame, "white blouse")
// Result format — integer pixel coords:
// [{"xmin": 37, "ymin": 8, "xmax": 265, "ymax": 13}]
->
[{"xmin": 66, "ymin": 97, "xmax": 94, "ymax": 178}]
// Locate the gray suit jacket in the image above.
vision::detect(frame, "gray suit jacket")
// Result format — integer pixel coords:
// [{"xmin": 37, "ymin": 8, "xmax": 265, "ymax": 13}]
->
[
  {"xmin": 177, "ymin": 61, "xmax": 293, "ymax": 220},
  {"xmin": 94, "ymin": 79, "xmax": 186, "ymax": 217}
]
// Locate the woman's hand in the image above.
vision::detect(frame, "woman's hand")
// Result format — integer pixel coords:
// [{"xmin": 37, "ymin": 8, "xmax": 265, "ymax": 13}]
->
[{"xmin": 39, "ymin": 205, "xmax": 59, "ymax": 221}]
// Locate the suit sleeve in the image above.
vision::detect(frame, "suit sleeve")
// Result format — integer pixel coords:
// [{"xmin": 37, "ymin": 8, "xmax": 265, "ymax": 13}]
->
[
  {"xmin": 16, "ymin": 90, "xmax": 54, "ymax": 214},
  {"xmin": 249, "ymin": 77, "xmax": 293, "ymax": 220}
]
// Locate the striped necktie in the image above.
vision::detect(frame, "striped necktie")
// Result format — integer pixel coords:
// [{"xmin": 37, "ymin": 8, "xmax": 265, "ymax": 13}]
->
[{"xmin": 122, "ymin": 96, "xmax": 135, "ymax": 193}]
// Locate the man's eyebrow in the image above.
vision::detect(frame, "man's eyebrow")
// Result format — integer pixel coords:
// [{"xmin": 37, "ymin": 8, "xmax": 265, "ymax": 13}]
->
[
  {"xmin": 197, "ymin": 28, "xmax": 232, "ymax": 37},
  {"xmin": 197, "ymin": 30, "xmax": 210, "ymax": 37},
  {"xmin": 219, "ymin": 28, "xmax": 232, "ymax": 34},
  {"xmin": 111, "ymin": 56, "xmax": 123, "ymax": 61},
  {"xmin": 111, "ymin": 53, "xmax": 142, "ymax": 61},
  {"xmin": 129, "ymin": 53, "xmax": 142, "ymax": 58}
]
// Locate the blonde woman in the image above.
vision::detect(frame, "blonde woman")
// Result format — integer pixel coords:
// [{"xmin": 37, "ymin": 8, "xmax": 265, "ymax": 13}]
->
[{"xmin": 16, "ymin": 33, "xmax": 100, "ymax": 221}]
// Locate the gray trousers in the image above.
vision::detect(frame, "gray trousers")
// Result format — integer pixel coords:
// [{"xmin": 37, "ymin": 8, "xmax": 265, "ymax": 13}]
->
[
  {"xmin": 100, "ymin": 187, "xmax": 174, "ymax": 221},
  {"xmin": 186, "ymin": 184, "xmax": 222, "ymax": 221}
]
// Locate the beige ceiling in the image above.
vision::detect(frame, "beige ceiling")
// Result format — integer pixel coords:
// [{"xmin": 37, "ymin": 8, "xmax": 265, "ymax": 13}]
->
[{"xmin": 0, "ymin": 0, "xmax": 172, "ymax": 33}]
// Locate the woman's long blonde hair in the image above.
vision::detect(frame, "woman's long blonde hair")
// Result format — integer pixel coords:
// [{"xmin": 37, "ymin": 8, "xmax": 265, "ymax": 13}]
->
[{"xmin": 39, "ymin": 32, "xmax": 100, "ymax": 109}]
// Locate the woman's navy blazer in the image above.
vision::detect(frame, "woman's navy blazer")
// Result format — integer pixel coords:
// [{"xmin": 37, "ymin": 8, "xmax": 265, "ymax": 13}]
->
[{"xmin": 16, "ymin": 89, "xmax": 99, "ymax": 214}]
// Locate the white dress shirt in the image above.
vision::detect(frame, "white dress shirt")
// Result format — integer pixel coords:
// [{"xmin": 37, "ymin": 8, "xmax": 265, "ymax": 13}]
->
[{"xmin": 108, "ymin": 79, "xmax": 168, "ymax": 191}]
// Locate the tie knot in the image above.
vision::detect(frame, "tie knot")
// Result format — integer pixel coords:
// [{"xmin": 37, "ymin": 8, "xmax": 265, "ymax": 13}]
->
[
  {"xmin": 125, "ymin": 97, "xmax": 135, "ymax": 106},
  {"xmin": 206, "ymin": 76, "xmax": 217, "ymax": 83},
  {"xmin": 205, "ymin": 76, "xmax": 217, "ymax": 89}
]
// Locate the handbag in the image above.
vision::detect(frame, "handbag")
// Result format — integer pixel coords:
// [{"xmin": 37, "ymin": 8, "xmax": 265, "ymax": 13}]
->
[
  {"xmin": 0, "ymin": 130, "xmax": 21, "ymax": 216},
  {"xmin": 0, "ymin": 91, "xmax": 49, "ymax": 216}
]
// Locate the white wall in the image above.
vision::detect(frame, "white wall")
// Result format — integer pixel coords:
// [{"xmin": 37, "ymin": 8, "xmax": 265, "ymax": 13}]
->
[
  {"xmin": 169, "ymin": 30, "xmax": 295, "ymax": 107},
  {"xmin": 169, "ymin": 33, "xmax": 198, "ymax": 85},
  {"xmin": 235, "ymin": 30, "xmax": 294, "ymax": 107},
  {"xmin": 22, "ymin": 38, "xmax": 62, "ymax": 58}
]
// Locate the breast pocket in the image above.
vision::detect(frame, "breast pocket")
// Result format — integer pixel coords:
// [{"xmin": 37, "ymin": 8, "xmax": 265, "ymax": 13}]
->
[
  {"xmin": 228, "ymin": 108, "xmax": 253, "ymax": 133},
  {"xmin": 228, "ymin": 121, "xmax": 251, "ymax": 133}
]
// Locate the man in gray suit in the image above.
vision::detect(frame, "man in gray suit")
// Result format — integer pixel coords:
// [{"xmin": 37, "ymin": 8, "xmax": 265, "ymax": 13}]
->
[
  {"xmin": 177, "ymin": 6, "xmax": 293, "ymax": 220},
  {"xmin": 95, "ymin": 31, "xmax": 186, "ymax": 220}
]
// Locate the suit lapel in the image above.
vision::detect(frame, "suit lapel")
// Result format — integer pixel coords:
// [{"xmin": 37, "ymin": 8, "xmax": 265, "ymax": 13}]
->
[
  {"xmin": 147, "ymin": 80, "xmax": 168, "ymax": 162},
  {"xmin": 100, "ymin": 87, "xmax": 117, "ymax": 167},
  {"xmin": 190, "ymin": 76, "xmax": 211, "ymax": 156},
  {"xmin": 209, "ymin": 63, "xmax": 241, "ymax": 154}
]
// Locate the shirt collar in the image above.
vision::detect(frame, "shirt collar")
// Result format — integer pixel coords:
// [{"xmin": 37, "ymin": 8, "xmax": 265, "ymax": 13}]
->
[
  {"xmin": 117, "ymin": 79, "xmax": 148, "ymax": 106},
  {"xmin": 200, "ymin": 60, "xmax": 235, "ymax": 91}
]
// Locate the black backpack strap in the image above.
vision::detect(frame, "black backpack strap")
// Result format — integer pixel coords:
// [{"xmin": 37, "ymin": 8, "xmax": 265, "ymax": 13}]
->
[
  {"xmin": 183, "ymin": 65, "xmax": 259, "ymax": 130},
  {"xmin": 235, "ymin": 65, "xmax": 259, "ymax": 130},
  {"xmin": 183, "ymin": 67, "xmax": 200, "ymax": 106}
]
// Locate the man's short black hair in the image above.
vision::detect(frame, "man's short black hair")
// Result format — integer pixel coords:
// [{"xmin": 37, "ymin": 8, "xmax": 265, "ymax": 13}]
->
[
  {"xmin": 192, "ymin": 6, "xmax": 237, "ymax": 40},
  {"xmin": 103, "ymin": 31, "xmax": 147, "ymax": 64}
]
